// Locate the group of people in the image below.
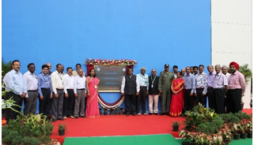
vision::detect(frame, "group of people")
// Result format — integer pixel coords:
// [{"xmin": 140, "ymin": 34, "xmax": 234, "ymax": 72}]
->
[
  {"xmin": 121, "ymin": 62, "xmax": 246, "ymax": 117},
  {"xmin": 3, "ymin": 61, "xmax": 100, "ymax": 122},
  {"xmin": 3, "ymin": 59, "xmax": 246, "ymax": 123}
]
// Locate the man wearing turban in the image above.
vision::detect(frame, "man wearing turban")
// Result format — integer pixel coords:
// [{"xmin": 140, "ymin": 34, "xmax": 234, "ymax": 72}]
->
[{"xmin": 227, "ymin": 61, "xmax": 246, "ymax": 113}]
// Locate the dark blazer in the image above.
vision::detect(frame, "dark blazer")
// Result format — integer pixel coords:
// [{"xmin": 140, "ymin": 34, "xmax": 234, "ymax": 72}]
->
[{"xmin": 148, "ymin": 76, "xmax": 159, "ymax": 95}]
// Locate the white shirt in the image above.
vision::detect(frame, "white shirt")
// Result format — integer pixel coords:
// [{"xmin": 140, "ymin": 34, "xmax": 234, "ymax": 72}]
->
[
  {"xmin": 224, "ymin": 73, "xmax": 231, "ymax": 81},
  {"xmin": 136, "ymin": 73, "xmax": 149, "ymax": 90},
  {"xmin": 213, "ymin": 73, "xmax": 228, "ymax": 88},
  {"xmin": 23, "ymin": 71, "xmax": 38, "ymax": 98},
  {"xmin": 121, "ymin": 75, "xmax": 140, "ymax": 93},
  {"xmin": 51, "ymin": 71, "xmax": 65, "ymax": 94},
  {"xmin": 194, "ymin": 72, "xmax": 208, "ymax": 94},
  {"xmin": 74, "ymin": 75, "xmax": 87, "ymax": 94},
  {"xmin": 63, "ymin": 74, "xmax": 75, "ymax": 93}
]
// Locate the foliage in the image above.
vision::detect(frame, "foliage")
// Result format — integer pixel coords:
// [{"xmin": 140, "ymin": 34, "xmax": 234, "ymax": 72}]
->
[
  {"xmin": 84, "ymin": 58, "xmax": 137, "ymax": 66},
  {"xmin": 2, "ymin": 58, "xmax": 12, "ymax": 77},
  {"xmin": 59, "ymin": 123, "xmax": 67, "ymax": 130},
  {"xmin": 184, "ymin": 103, "xmax": 220, "ymax": 131},
  {"xmin": 2, "ymin": 113, "xmax": 53, "ymax": 145},
  {"xmin": 2, "ymin": 97, "xmax": 22, "ymax": 113},
  {"xmin": 172, "ymin": 121, "xmax": 180, "ymax": 127}
]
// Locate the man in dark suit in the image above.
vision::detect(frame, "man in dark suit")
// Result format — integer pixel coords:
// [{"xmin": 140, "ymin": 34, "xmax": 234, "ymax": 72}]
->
[
  {"xmin": 148, "ymin": 69, "xmax": 160, "ymax": 115},
  {"xmin": 121, "ymin": 68, "xmax": 140, "ymax": 116}
]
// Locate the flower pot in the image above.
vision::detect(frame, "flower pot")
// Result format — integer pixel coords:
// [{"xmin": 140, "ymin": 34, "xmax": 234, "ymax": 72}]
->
[
  {"xmin": 58, "ymin": 129, "xmax": 65, "ymax": 136},
  {"xmin": 104, "ymin": 110, "xmax": 107, "ymax": 115},
  {"xmin": 173, "ymin": 126, "xmax": 179, "ymax": 132},
  {"xmin": 241, "ymin": 133, "xmax": 247, "ymax": 139},
  {"xmin": 182, "ymin": 141, "xmax": 189, "ymax": 145},
  {"xmin": 234, "ymin": 134, "xmax": 240, "ymax": 140},
  {"xmin": 247, "ymin": 133, "xmax": 252, "ymax": 138}
]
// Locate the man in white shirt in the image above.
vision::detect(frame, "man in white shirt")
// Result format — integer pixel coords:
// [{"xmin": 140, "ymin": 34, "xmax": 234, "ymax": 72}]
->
[
  {"xmin": 63, "ymin": 67, "xmax": 75, "ymax": 119},
  {"xmin": 74, "ymin": 69, "xmax": 87, "ymax": 118},
  {"xmin": 194, "ymin": 65, "xmax": 208, "ymax": 107},
  {"xmin": 121, "ymin": 68, "xmax": 140, "ymax": 116},
  {"xmin": 51, "ymin": 64, "xmax": 65, "ymax": 121},
  {"xmin": 221, "ymin": 65, "xmax": 231, "ymax": 113},
  {"xmin": 207, "ymin": 65, "xmax": 216, "ymax": 109},
  {"xmin": 23, "ymin": 63, "xmax": 38, "ymax": 115},
  {"xmin": 136, "ymin": 67, "xmax": 149, "ymax": 116},
  {"xmin": 4, "ymin": 60, "xmax": 27, "ymax": 121}
]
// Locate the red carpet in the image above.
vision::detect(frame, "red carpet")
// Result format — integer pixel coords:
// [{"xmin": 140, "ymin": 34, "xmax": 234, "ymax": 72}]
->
[{"xmin": 51, "ymin": 109, "xmax": 252, "ymax": 144}]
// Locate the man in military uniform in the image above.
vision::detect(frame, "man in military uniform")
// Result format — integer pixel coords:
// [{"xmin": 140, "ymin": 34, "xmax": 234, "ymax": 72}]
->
[{"xmin": 158, "ymin": 64, "xmax": 174, "ymax": 115}]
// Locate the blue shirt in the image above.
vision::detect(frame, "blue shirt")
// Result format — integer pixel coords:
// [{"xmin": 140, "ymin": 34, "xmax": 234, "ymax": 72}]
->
[
  {"xmin": 183, "ymin": 73, "xmax": 195, "ymax": 93},
  {"xmin": 38, "ymin": 72, "xmax": 52, "ymax": 96},
  {"xmin": 137, "ymin": 73, "xmax": 149, "ymax": 90},
  {"xmin": 4, "ymin": 69, "xmax": 27, "ymax": 95}
]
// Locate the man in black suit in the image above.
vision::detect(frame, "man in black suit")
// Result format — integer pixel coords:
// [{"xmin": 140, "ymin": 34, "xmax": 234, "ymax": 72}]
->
[
  {"xmin": 121, "ymin": 68, "xmax": 140, "ymax": 116},
  {"xmin": 148, "ymin": 69, "xmax": 160, "ymax": 115}
]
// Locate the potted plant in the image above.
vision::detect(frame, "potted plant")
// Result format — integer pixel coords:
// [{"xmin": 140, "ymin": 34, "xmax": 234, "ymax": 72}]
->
[
  {"xmin": 246, "ymin": 120, "xmax": 252, "ymax": 138},
  {"xmin": 172, "ymin": 121, "xmax": 180, "ymax": 132},
  {"xmin": 120, "ymin": 107, "xmax": 123, "ymax": 115},
  {"xmin": 115, "ymin": 107, "xmax": 119, "ymax": 115},
  {"xmin": 239, "ymin": 119, "xmax": 248, "ymax": 139},
  {"xmin": 110, "ymin": 108, "xmax": 114, "ymax": 115},
  {"xmin": 99, "ymin": 108, "xmax": 102, "ymax": 115},
  {"xmin": 231, "ymin": 123, "xmax": 240, "ymax": 140},
  {"xmin": 104, "ymin": 107, "xmax": 108, "ymax": 115},
  {"xmin": 58, "ymin": 123, "xmax": 66, "ymax": 136}
]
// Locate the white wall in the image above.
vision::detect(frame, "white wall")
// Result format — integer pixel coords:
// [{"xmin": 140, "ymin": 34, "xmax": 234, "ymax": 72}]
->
[{"xmin": 211, "ymin": 0, "xmax": 252, "ymax": 109}]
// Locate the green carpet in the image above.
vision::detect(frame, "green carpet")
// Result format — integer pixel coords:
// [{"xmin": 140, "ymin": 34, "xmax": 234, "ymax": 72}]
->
[
  {"xmin": 63, "ymin": 134, "xmax": 179, "ymax": 145},
  {"xmin": 63, "ymin": 134, "xmax": 253, "ymax": 145}
]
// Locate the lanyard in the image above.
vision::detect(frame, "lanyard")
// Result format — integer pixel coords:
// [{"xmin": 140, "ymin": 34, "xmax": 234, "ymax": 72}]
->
[
  {"xmin": 57, "ymin": 73, "xmax": 62, "ymax": 80},
  {"xmin": 42, "ymin": 74, "xmax": 49, "ymax": 82},
  {"xmin": 151, "ymin": 76, "xmax": 156, "ymax": 84}
]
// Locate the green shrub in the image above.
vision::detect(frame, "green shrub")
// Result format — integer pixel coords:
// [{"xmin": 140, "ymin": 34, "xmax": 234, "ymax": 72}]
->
[{"xmin": 2, "ymin": 113, "xmax": 53, "ymax": 145}]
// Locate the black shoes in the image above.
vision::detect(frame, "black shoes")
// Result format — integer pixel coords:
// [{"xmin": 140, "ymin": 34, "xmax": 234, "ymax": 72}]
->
[
  {"xmin": 149, "ymin": 113, "xmax": 153, "ymax": 115},
  {"xmin": 133, "ymin": 113, "xmax": 136, "ymax": 116},
  {"xmin": 126, "ymin": 113, "xmax": 130, "ymax": 116},
  {"xmin": 75, "ymin": 116, "xmax": 79, "ymax": 119}
]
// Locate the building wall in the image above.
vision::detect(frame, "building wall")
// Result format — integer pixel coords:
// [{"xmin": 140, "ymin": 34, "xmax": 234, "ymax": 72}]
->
[
  {"xmin": 2, "ymin": 0, "xmax": 211, "ymax": 113},
  {"xmin": 211, "ymin": 0, "xmax": 252, "ymax": 108}
]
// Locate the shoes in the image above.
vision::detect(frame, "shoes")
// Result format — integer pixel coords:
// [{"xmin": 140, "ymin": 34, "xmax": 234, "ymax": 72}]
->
[
  {"xmin": 57, "ymin": 117, "xmax": 63, "ymax": 120},
  {"xmin": 70, "ymin": 116, "xmax": 74, "ymax": 118},
  {"xmin": 137, "ymin": 113, "xmax": 141, "ymax": 116},
  {"xmin": 160, "ymin": 113, "xmax": 164, "ymax": 116},
  {"xmin": 133, "ymin": 113, "xmax": 136, "ymax": 116},
  {"xmin": 154, "ymin": 113, "xmax": 158, "ymax": 115},
  {"xmin": 52, "ymin": 118, "xmax": 57, "ymax": 122},
  {"xmin": 126, "ymin": 113, "xmax": 130, "ymax": 116},
  {"xmin": 149, "ymin": 113, "xmax": 153, "ymax": 115},
  {"xmin": 75, "ymin": 116, "xmax": 79, "ymax": 119},
  {"xmin": 63, "ymin": 116, "xmax": 67, "ymax": 119},
  {"xmin": 143, "ymin": 113, "xmax": 147, "ymax": 116},
  {"xmin": 80, "ymin": 116, "xmax": 85, "ymax": 118}
]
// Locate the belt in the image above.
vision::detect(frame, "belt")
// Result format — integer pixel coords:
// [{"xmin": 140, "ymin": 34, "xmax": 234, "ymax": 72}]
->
[
  {"xmin": 77, "ymin": 88, "xmax": 85, "ymax": 90},
  {"xmin": 67, "ymin": 89, "xmax": 74, "ymax": 90},
  {"xmin": 208, "ymin": 87, "xmax": 213, "ymax": 89},
  {"xmin": 214, "ymin": 88, "xmax": 224, "ymax": 89},
  {"xmin": 185, "ymin": 89, "xmax": 192, "ymax": 91},
  {"xmin": 196, "ymin": 88, "xmax": 204, "ymax": 90},
  {"xmin": 28, "ymin": 89, "xmax": 38, "ymax": 92},
  {"xmin": 57, "ymin": 89, "xmax": 64, "ymax": 90},
  {"xmin": 41, "ymin": 88, "xmax": 50, "ymax": 90},
  {"xmin": 140, "ymin": 86, "xmax": 147, "ymax": 88}
]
